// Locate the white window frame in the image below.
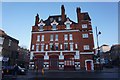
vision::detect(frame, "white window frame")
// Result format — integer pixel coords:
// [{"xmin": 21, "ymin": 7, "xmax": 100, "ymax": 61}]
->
[
  {"xmin": 66, "ymin": 23, "xmax": 70, "ymax": 29},
  {"xmin": 50, "ymin": 43, "xmax": 53, "ymax": 50},
  {"xmin": 52, "ymin": 24, "xmax": 57, "ymax": 30},
  {"xmin": 70, "ymin": 44, "xmax": 73, "ymax": 51},
  {"xmin": 82, "ymin": 34, "xmax": 88, "ymax": 38},
  {"xmin": 60, "ymin": 44, "xmax": 62, "ymax": 49},
  {"xmin": 31, "ymin": 45, "xmax": 34, "ymax": 50},
  {"xmin": 50, "ymin": 34, "xmax": 54, "ymax": 41},
  {"xmin": 41, "ymin": 44, "xmax": 44, "ymax": 51},
  {"xmin": 64, "ymin": 43, "xmax": 68, "ymax": 50},
  {"xmin": 69, "ymin": 34, "xmax": 73, "ymax": 40},
  {"xmin": 82, "ymin": 24, "xmax": 87, "ymax": 28},
  {"xmin": 41, "ymin": 35, "xmax": 44, "ymax": 41},
  {"xmin": 36, "ymin": 44, "xmax": 39, "ymax": 51},
  {"xmin": 75, "ymin": 44, "xmax": 78, "ymax": 49},
  {"xmin": 64, "ymin": 34, "xmax": 68, "ymax": 41},
  {"xmin": 37, "ymin": 35, "xmax": 40, "ymax": 42},
  {"xmin": 46, "ymin": 44, "xmax": 48, "ymax": 50},
  {"xmin": 84, "ymin": 45, "xmax": 90, "ymax": 50},
  {"xmin": 55, "ymin": 34, "xmax": 58, "ymax": 41},
  {"xmin": 55, "ymin": 44, "xmax": 59, "ymax": 50}
]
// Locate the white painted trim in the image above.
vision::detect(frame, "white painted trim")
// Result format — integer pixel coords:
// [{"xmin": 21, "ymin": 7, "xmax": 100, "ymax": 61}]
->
[
  {"xmin": 74, "ymin": 62, "xmax": 80, "ymax": 64},
  {"xmin": 32, "ymin": 30, "xmax": 80, "ymax": 34},
  {"xmin": 64, "ymin": 18, "xmax": 72, "ymax": 25},
  {"xmin": 31, "ymin": 50, "xmax": 79, "ymax": 53},
  {"xmin": 85, "ymin": 59, "xmax": 94, "ymax": 70},
  {"xmin": 38, "ymin": 20, "xmax": 45, "ymax": 26},
  {"xmin": 59, "ymin": 62, "xmax": 64, "ymax": 64},
  {"xmin": 44, "ymin": 62, "xmax": 49, "ymax": 64},
  {"xmin": 80, "ymin": 52, "xmax": 94, "ymax": 54},
  {"xmin": 51, "ymin": 20, "xmax": 59, "ymax": 26}
]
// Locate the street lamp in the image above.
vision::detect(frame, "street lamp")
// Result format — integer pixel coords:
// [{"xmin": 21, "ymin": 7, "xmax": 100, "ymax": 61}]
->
[{"xmin": 96, "ymin": 26, "xmax": 101, "ymax": 70}]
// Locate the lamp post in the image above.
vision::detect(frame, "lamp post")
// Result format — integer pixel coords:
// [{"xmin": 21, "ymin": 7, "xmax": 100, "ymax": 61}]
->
[{"xmin": 96, "ymin": 26, "xmax": 101, "ymax": 70}]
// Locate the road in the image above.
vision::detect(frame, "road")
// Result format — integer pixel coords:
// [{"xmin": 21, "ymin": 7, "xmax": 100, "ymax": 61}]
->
[{"xmin": 2, "ymin": 67, "xmax": 120, "ymax": 80}]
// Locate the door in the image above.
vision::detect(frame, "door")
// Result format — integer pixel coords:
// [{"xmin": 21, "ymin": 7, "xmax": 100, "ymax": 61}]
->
[
  {"xmin": 49, "ymin": 55, "xmax": 59, "ymax": 70},
  {"xmin": 64, "ymin": 55, "xmax": 75, "ymax": 70},
  {"xmin": 86, "ymin": 61, "xmax": 91, "ymax": 71}
]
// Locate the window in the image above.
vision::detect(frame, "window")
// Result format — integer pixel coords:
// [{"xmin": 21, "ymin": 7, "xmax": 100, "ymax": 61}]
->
[
  {"xmin": 64, "ymin": 34, "xmax": 68, "ymax": 41},
  {"xmin": 58, "ymin": 17, "xmax": 61, "ymax": 21},
  {"xmin": 60, "ymin": 44, "xmax": 62, "ymax": 50},
  {"xmin": 52, "ymin": 24, "xmax": 57, "ymax": 30},
  {"xmin": 37, "ymin": 35, "xmax": 40, "ymax": 42},
  {"xmin": 69, "ymin": 34, "xmax": 73, "ymax": 40},
  {"xmin": 66, "ymin": 23, "xmax": 70, "ymax": 29},
  {"xmin": 50, "ymin": 43, "xmax": 54, "ymax": 50},
  {"xmin": 70, "ymin": 44, "xmax": 73, "ymax": 51},
  {"xmin": 50, "ymin": 18, "xmax": 53, "ymax": 22},
  {"xmin": 41, "ymin": 44, "xmax": 44, "ymax": 51},
  {"xmin": 64, "ymin": 43, "xmax": 68, "ymax": 50},
  {"xmin": 8, "ymin": 39, "xmax": 12, "ymax": 46},
  {"xmin": 31, "ymin": 45, "xmax": 34, "ymax": 50},
  {"xmin": 50, "ymin": 34, "xmax": 54, "ymax": 41},
  {"xmin": 75, "ymin": 44, "xmax": 78, "ymax": 49},
  {"xmin": 82, "ymin": 24, "xmax": 87, "ymax": 28},
  {"xmin": 55, "ymin": 34, "xmax": 58, "ymax": 41},
  {"xmin": 41, "ymin": 35, "xmax": 44, "ymax": 41},
  {"xmin": 82, "ymin": 34, "xmax": 88, "ymax": 38},
  {"xmin": 55, "ymin": 44, "xmax": 58, "ymax": 50},
  {"xmin": 39, "ymin": 25, "xmax": 43, "ymax": 31},
  {"xmin": 46, "ymin": 44, "xmax": 48, "ymax": 50},
  {"xmin": 84, "ymin": 45, "xmax": 90, "ymax": 50},
  {"xmin": 36, "ymin": 44, "xmax": 39, "ymax": 51}
]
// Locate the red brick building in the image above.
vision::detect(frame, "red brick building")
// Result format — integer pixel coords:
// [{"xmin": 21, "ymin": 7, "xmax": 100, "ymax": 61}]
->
[{"xmin": 30, "ymin": 5, "xmax": 94, "ymax": 71}]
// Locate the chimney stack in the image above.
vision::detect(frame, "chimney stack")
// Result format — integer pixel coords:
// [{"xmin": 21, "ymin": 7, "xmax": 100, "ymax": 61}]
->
[
  {"xmin": 61, "ymin": 5, "xmax": 65, "ymax": 22},
  {"xmin": 76, "ymin": 7, "xmax": 81, "ymax": 24},
  {"xmin": 35, "ymin": 13, "xmax": 39, "ymax": 26}
]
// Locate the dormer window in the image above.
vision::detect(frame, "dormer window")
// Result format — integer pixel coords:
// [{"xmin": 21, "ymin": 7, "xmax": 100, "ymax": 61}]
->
[
  {"xmin": 52, "ymin": 24, "xmax": 57, "ymax": 30},
  {"xmin": 64, "ymin": 18, "xmax": 72, "ymax": 29},
  {"xmin": 50, "ymin": 18, "xmax": 53, "ymax": 22},
  {"xmin": 51, "ymin": 20, "xmax": 58, "ymax": 30},
  {"xmin": 39, "ymin": 25, "xmax": 43, "ymax": 31},
  {"xmin": 66, "ymin": 23, "xmax": 70, "ymax": 29},
  {"xmin": 38, "ymin": 19, "xmax": 45, "ymax": 31},
  {"xmin": 58, "ymin": 17, "xmax": 61, "ymax": 21}
]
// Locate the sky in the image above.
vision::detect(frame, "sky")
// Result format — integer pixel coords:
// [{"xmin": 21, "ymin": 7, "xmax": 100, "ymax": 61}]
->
[{"xmin": 1, "ymin": 2, "xmax": 118, "ymax": 49}]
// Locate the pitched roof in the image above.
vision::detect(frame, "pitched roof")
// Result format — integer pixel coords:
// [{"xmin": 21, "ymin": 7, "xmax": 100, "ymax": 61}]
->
[
  {"xmin": 40, "ymin": 15, "xmax": 76, "ymax": 26},
  {"xmin": 82, "ymin": 12, "xmax": 91, "ymax": 21},
  {"xmin": 0, "ymin": 29, "xmax": 7, "ymax": 36}
]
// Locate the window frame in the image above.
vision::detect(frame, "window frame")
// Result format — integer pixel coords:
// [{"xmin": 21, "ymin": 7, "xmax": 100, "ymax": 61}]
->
[
  {"xmin": 82, "ymin": 24, "xmax": 87, "ymax": 28},
  {"xmin": 83, "ymin": 45, "xmax": 90, "ymax": 50}
]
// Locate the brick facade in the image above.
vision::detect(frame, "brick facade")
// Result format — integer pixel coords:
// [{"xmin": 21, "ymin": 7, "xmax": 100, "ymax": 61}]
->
[{"xmin": 30, "ymin": 5, "xmax": 94, "ymax": 71}]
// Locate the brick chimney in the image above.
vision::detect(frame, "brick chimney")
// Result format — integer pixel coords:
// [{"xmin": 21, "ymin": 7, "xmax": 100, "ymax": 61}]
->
[
  {"xmin": 76, "ymin": 7, "xmax": 81, "ymax": 24},
  {"xmin": 35, "ymin": 13, "xmax": 39, "ymax": 26},
  {"xmin": 61, "ymin": 5, "xmax": 65, "ymax": 22}
]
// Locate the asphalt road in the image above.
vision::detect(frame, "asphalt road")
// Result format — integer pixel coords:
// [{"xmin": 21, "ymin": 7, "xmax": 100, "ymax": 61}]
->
[{"xmin": 2, "ymin": 67, "xmax": 120, "ymax": 80}]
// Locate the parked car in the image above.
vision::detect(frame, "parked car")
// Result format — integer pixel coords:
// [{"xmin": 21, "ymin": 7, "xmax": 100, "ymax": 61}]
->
[
  {"xmin": 17, "ymin": 66, "xmax": 27, "ymax": 75},
  {"xmin": 2, "ymin": 66, "xmax": 14, "ymax": 75},
  {"xmin": 104, "ymin": 61, "xmax": 113, "ymax": 68}
]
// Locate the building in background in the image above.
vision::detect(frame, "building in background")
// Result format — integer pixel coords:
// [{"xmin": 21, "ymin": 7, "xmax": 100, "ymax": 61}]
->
[
  {"xmin": 110, "ymin": 44, "xmax": 120, "ymax": 66},
  {"xmin": 99, "ymin": 44, "xmax": 111, "ymax": 64},
  {"xmin": 30, "ymin": 5, "xmax": 95, "ymax": 71},
  {"xmin": 17, "ymin": 46, "xmax": 30, "ymax": 69},
  {"xmin": 0, "ymin": 29, "xmax": 19, "ymax": 66}
]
